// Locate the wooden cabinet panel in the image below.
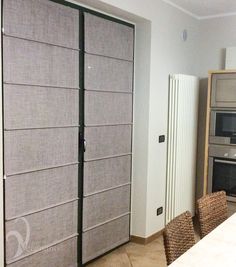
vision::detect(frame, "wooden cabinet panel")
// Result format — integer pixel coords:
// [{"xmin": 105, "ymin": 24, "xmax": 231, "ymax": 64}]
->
[{"xmin": 211, "ymin": 73, "xmax": 236, "ymax": 108}]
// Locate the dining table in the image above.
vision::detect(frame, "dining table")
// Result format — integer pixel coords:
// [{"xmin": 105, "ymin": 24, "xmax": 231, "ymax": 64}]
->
[{"xmin": 169, "ymin": 212, "xmax": 236, "ymax": 267}]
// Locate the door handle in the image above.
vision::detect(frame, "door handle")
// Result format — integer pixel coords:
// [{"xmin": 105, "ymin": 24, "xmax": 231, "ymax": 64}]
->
[
  {"xmin": 83, "ymin": 139, "xmax": 86, "ymax": 152},
  {"xmin": 215, "ymin": 159, "xmax": 236, "ymax": 165},
  {"xmin": 79, "ymin": 132, "xmax": 86, "ymax": 153}
]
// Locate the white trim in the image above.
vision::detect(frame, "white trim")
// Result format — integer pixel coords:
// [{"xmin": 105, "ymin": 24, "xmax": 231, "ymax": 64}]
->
[
  {"xmin": 161, "ymin": 0, "xmax": 199, "ymax": 19},
  {"xmin": 162, "ymin": 0, "xmax": 236, "ymax": 20},
  {"xmin": 199, "ymin": 11, "xmax": 236, "ymax": 20},
  {"xmin": 65, "ymin": 0, "xmax": 136, "ymax": 25}
]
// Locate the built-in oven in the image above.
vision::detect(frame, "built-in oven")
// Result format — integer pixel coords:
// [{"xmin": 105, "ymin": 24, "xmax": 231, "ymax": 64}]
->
[
  {"xmin": 208, "ymin": 144, "xmax": 236, "ymax": 202},
  {"xmin": 210, "ymin": 111, "xmax": 236, "ymax": 145}
]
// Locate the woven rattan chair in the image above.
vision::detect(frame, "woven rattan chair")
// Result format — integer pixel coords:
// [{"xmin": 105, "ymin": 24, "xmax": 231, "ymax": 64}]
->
[
  {"xmin": 163, "ymin": 211, "xmax": 195, "ymax": 265},
  {"xmin": 197, "ymin": 191, "xmax": 228, "ymax": 238}
]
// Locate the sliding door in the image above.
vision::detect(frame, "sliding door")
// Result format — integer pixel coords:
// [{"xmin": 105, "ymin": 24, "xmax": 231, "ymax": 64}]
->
[
  {"xmin": 2, "ymin": 1, "xmax": 134, "ymax": 266},
  {"xmin": 82, "ymin": 13, "xmax": 134, "ymax": 263},
  {"xmin": 3, "ymin": 0, "xmax": 80, "ymax": 266}
]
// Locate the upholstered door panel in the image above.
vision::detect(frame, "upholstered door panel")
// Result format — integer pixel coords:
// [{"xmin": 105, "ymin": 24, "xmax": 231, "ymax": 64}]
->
[
  {"xmin": 6, "ymin": 201, "xmax": 78, "ymax": 262},
  {"xmin": 7, "ymin": 237, "xmax": 78, "ymax": 267},
  {"xmin": 4, "ymin": 128, "xmax": 78, "ymax": 175},
  {"xmin": 85, "ymin": 54, "xmax": 133, "ymax": 92},
  {"xmin": 83, "ymin": 185, "xmax": 130, "ymax": 230},
  {"xmin": 85, "ymin": 91, "xmax": 132, "ymax": 126},
  {"xmin": 84, "ymin": 13, "xmax": 133, "ymax": 60},
  {"xmin": 3, "ymin": 0, "xmax": 79, "ymax": 49},
  {"xmin": 3, "ymin": 1, "xmax": 80, "ymax": 266},
  {"xmin": 84, "ymin": 125, "xmax": 132, "ymax": 160},
  {"xmin": 5, "ymin": 164, "xmax": 78, "ymax": 219},
  {"xmin": 82, "ymin": 215, "xmax": 130, "ymax": 263},
  {"xmin": 84, "ymin": 155, "xmax": 131, "ymax": 196},
  {"xmin": 3, "ymin": 37, "xmax": 79, "ymax": 88},
  {"xmin": 4, "ymin": 85, "xmax": 79, "ymax": 129}
]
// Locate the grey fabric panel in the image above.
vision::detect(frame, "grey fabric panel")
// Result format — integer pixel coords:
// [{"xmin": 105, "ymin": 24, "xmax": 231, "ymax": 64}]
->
[
  {"xmin": 5, "ymin": 128, "xmax": 78, "ymax": 175},
  {"xmin": 84, "ymin": 155, "xmax": 131, "ymax": 196},
  {"xmin": 84, "ymin": 125, "xmax": 132, "ymax": 160},
  {"xmin": 4, "ymin": 85, "xmax": 79, "ymax": 129},
  {"xmin": 84, "ymin": 13, "xmax": 134, "ymax": 61},
  {"xmin": 3, "ymin": 36, "xmax": 79, "ymax": 88},
  {"xmin": 3, "ymin": 0, "xmax": 79, "ymax": 49},
  {"xmin": 5, "ymin": 164, "xmax": 78, "ymax": 219},
  {"xmin": 85, "ymin": 91, "xmax": 132, "ymax": 126},
  {"xmin": 85, "ymin": 54, "xmax": 133, "ymax": 92},
  {"xmin": 82, "ymin": 215, "xmax": 130, "ymax": 263},
  {"xmin": 7, "ymin": 237, "xmax": 78, "ymax": 267},
  {"xmin": 83, "ymin": 185, "xmax": 130, "ymax": 230},
  {"xmin": 6, "ymin": 201, "xmax": 78, "ymax": 262}
]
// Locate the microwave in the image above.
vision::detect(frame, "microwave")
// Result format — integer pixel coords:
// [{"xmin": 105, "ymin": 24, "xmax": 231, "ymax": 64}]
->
[{"xmin": 210, "ymin": 111, "xmax": 236, "ymax": 145}]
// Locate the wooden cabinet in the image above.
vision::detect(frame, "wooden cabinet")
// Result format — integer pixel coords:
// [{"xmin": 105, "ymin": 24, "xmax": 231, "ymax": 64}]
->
[
  {"xmin": 197, "ymin": 70, "xmax": 236, "ymax": 202},
  {"xmin": 211, "ymin": 73, "xmax": 236, "ymax": 108}
]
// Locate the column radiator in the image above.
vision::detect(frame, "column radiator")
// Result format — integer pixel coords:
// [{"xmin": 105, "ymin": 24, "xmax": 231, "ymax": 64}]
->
[{"xmin": 166, "ymin": 74, "xmax": 199, "ymax": 224}]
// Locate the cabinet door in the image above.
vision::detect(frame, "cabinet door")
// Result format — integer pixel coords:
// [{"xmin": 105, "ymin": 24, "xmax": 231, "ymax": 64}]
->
[{"xmin": 211, "ymin": 73, "xmax": 236, "ymax": 107}]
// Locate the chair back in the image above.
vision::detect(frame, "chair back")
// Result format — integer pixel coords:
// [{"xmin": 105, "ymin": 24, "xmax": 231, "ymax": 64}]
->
[
  {"xmin": 197, "ymin": 191, "xmax": 228, "ymax": 238},
  {"xmin": 163, "ymin": 211, "xmax": 195, "ymax": 265}
]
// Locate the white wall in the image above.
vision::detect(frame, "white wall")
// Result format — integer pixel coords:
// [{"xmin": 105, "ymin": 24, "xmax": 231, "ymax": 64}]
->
[
  {"xmin": 199, "ymin": 15, "xmax": 236, "ymax": 78},
  {"xmin": 142, "ymin": 1, "xmax": 200, "ymax": 237},
  {"xmin": 131, "ymin": 20, "xmax": 151, "ymax": 237}
]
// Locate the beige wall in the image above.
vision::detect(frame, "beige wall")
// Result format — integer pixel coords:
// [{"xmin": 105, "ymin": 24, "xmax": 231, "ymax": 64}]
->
[{"xmin": 199, "ymin": 15, "xmax": 236, "ymax": 78}]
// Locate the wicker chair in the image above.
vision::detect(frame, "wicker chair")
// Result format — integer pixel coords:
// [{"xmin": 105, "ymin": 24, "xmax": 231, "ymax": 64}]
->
[
  {"xmin": 163, "ymin": 211, "xmax": 195, "ymax": 265},
  {"xmin": 197, "ymin": 191, "xmax": 228, "ymax": 238}
]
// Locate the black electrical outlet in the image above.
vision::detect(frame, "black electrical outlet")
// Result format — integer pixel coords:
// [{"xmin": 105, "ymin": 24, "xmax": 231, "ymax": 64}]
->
[
  {"xmin": 159, "ymin": 135, "xmax": 165, "ymax": 143},
  {"xmin": 157, "ymin": 207, "xmax": 163, "ymax": 216}
]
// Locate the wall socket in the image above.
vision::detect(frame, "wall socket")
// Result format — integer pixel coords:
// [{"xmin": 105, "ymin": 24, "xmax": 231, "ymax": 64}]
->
[
  {"xmin": 156, "ymin": 207, "xmax": 163, "ymax": 216},
  {"xmin": 159, "ymin": 135, "xmax": 165, "ymax": 143}
]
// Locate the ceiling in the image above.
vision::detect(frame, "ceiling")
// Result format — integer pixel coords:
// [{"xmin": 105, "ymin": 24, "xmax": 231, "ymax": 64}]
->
[{"xmin": 166, "ymin": 0, "xmax": 236, "ymax": 19}]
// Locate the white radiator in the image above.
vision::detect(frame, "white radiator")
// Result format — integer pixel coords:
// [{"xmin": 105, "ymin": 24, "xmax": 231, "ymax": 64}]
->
[{"xmin": 165, "ymin": 74, "xmax": 199, "ymax": 224}]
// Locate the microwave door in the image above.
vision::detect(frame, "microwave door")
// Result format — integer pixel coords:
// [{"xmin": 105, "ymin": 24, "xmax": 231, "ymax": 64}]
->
[
  {"xmin": 215, "ymin": 112, "xmax": 236, "ymax": 137},
  {"xmin": 210, "ymin": 111, "xmax": 236, "ymax": 145}
]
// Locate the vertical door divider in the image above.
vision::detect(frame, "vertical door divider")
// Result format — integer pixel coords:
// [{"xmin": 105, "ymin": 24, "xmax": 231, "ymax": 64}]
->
[
  {"xmin": 78, "ymin": 10, "xmax": 85, "ymax": 267},
  {"xmin": 1, "ymin": 0, "xmax": 6, "ymax": 266}
]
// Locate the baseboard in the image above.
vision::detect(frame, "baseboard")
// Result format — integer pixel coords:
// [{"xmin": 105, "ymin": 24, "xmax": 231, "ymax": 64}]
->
[{"xmin": 131, "ymin": 229, "xmax": 164, "ymax": 245}]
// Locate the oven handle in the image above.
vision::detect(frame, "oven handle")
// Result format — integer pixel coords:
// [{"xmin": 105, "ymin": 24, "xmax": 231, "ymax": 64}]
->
[{"xmin": 215, "ymin": 159, "xmax": 236, "ymax": 165}]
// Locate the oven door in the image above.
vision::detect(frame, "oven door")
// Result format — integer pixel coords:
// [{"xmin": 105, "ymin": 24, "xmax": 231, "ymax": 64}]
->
[
  {"xmin": 208, "ymin": 157, "xmax": 236, "ymax": 202},
  {"xmin": 210, "ymin": 111, "xmax": 236, "ymax": 145}
]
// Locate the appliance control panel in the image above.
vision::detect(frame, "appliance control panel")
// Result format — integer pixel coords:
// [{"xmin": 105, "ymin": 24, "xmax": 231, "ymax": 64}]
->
[{"xmin": 209, "ymin": 144, "xmax": 236, "ymax": 160}]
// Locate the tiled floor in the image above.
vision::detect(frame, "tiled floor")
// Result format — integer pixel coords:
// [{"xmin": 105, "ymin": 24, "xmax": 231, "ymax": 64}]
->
[
  {"xmin": 87, "ymin": 219, "xmax": 203, "ymax": 267},
  {"xmin": 87, "ymin": 202, "xmax": 236, "ymax": 267},
  {"xmin": 87, "ymin": 235, "xmax": 167, "ymax": 267}
]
